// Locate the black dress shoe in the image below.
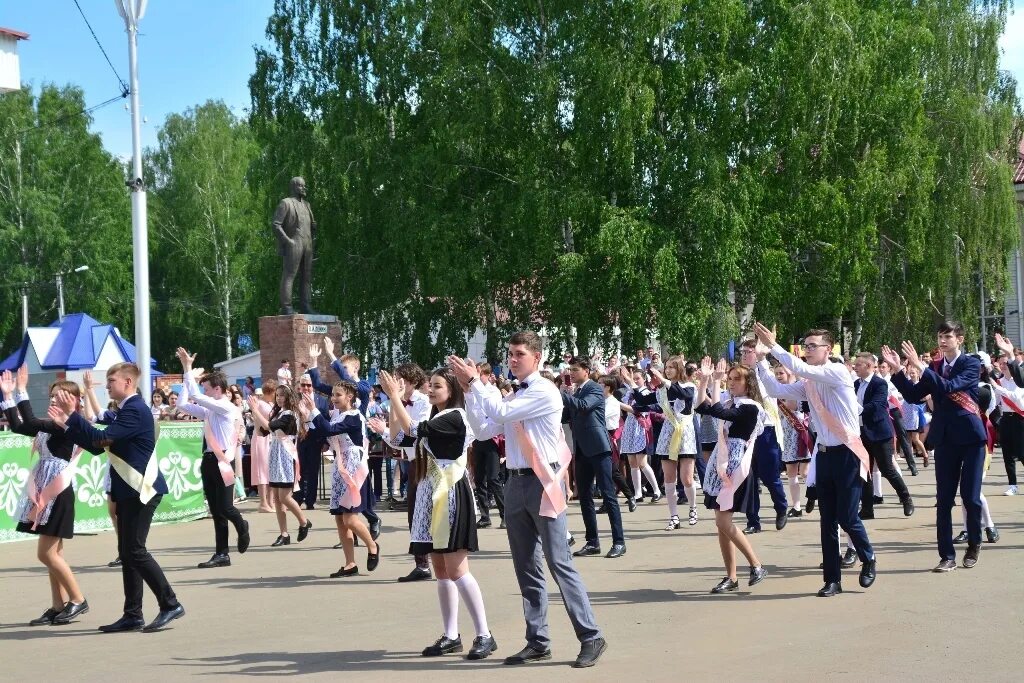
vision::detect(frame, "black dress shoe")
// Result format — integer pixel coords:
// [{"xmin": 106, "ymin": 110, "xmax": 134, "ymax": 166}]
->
[
  {"xmin": 742, "ymin": 525, "xmax": 761, "ymax": 535},
  {"xmin": 297, "ymin": 520, "xmax": 313, "ymax": 542},
  {"xmin": 953, "ymin": 530, "xmax": 969, "ymax": 544},
  {"xmin": 370, "ymin": 521, "xmax": 382, "ymax": 540},
  {"xmin": 902, "ymin": 498, "xmax": 915, "ymax": 517},
  {"xmin": 711, "ymin": 577, "xmax": 739, "ymax": 594},
  {"xmin": 367, "ymin": 541, "xmax": 380, "ymax": 572},
  {"xmin": 605, "ymin": 544, "xmax": 626, "ymax": 559},
  {"xmin": 477, "ymin": 517, "xmax": 492, "ymax": 529},
  {"xmin": 304, "ymin": 504, "xmax": 315, "ymax": 511},
  {"xmin": 840, "ymin": 548, "xmax": 858, "ymax": 568},
  {"xmin": 985, "ymin": 526, "xmax": 1000, "ymax": 543},
  {"xmin": 499, "ymin": 518, "xmax": 506, "ymax": 529},
  {"xmin": 397, "ymin": 566, "xmax": 432, "ymax": 582},
  {"xmin": 504, "ymin": 644, "xmax": 552, "ymax": 665},
  {"xmin": 107, "ymin": 557, "xmax": 122, "ymax": 567},
  {"xmin": 271, "ymin": 534, "xmax": 290, "ymax": 547},
  {"xmin": 143, "ymin": 604, "xmax": 185, "ymax": 632},
  {"xmin": 572, "ymin": 543, "xmax": 602, "ymax": 557},
  {"xmin": 467, "ymin": 634, "xmax": 498, "ymax": 660},
  {"xmin": 749, "ymin": 565, "xmax": 767, "ymax": 587},
  {"xmin": 787, "ymin": 508, "xmax": 803, "ymax": 518},
  {"xmin": 53, "ymin": 599, "xmax": 89, "ymax": 625},
  {"xmin": 805, "ymin": 498, "xmax": 815, "ymax": 513},
  {"xmin": 98, "ymin": 614, "xmax": 146, "ymax": 632},
  {"xmin": 650, "ymin": 493, "xmax": 662, "ymax": 503},
  {"xmin": 627, "ymin": 499, "xmax": 637, "ymax": 512},
  {"xmin": 238, "ymin": 519, "xmax": 250, "ymax": 554},
  {"xmin": 859, "ymin": 558, "xmax": 877, "ymax": 588},
  {"xmin": 595, "ymin": 504, "xmax": 608, "ymax": 514},
  {"xmin": 932, "ymin": 559, "xmax": 957, "ymax": 572},
  {"xmin": 573, "ymin": 637, "xmax": 607, "ymax": 668},
  {"xmin": 817, "ymin": 582, "xmax": 842, "ymax": 597},
  {"xmin": 198, "ymin": 553, "xmax": 231, "ymax": 569},
  {"xmin": 859, "ymin": 509, "xmax": 875, "ymax": 520},
  {"xmin": 422, "ymin": 634, "xmax": 463, "ymax": 656},
  {"xmin": 29, "ymin": 606, "xmax": 63, "ymax": 626},
  {"xmin": 330, "ymin": 565, "xmax": 359, "ymax": 578},
  {"xmin": 872, "ymin": 495, "xmax": 884, "ymax": 504},
  {"xmin": 963, "ymin": 545, "xmax": 980, "ymax": 569},
  {"xmin": 775, "ymin": 511, "xmax": 788, "ymax": 530}
]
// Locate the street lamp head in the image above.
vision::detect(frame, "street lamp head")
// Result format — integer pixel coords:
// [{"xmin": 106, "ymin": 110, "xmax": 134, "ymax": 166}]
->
[{"xmin": 73, "ymin": 265, "xmax": 89, "ymax": 273}]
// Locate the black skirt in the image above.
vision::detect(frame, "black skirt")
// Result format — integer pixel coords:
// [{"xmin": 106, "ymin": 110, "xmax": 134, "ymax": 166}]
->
[
  {"xmin": 703, "ymin": 477, "xmax": 750, "ymax": 514},
  {"xmin": 16, "ymin": 486, "xmax": 75, "ymax": 539},
  {"xmin": 409, "ymin": 475, "xmax": 478, "ymax": 555}
]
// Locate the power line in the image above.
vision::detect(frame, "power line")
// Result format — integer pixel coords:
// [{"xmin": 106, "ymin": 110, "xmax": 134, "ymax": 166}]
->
[
  {"xmin": 73, "ymin": 0, "xmax": 130, "ymax": 97},
  {"xmin": 13, "ymin": 92, "xmax": 127, "ymax": 137}
]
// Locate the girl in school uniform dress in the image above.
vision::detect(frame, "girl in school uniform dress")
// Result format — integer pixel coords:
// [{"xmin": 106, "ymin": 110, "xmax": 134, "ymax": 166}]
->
[
  {"xmin": 376, "ymin": 367, "xmax": 497, "ymax": 661},
  {"xmin": 250, "ymin": 383, "xmax": 276, "ymax": 512},
  {"xmin": 616, "ymin": 366, "xmax": 662, "ymax": 503},
  {"xmin": 693, "ymin": 358, "xmax": 769, "ymax": 594},
  {"xmin": 1, "ymin": 368, "xmax": 88, "ymax": 626},
  {"xmin": 638, "ymin": 358, "xmax": 699, "ymax": 529},
  {"xmin": 247, "ymin": 385, "xmax": 311, "ymax": 547},
  {"xmin": 773, "ymin": 364, "xmax": 812, "ymax": 516},
  {"xmin": 304, "ymin": 381, "xmax": 380, "ymax": 577},
  {"xmin": 900, "ymin": 364, "xmax": 930, "ymax": 468}
]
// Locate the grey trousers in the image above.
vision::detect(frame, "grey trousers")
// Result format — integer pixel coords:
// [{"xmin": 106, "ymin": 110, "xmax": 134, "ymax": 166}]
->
[{"xmin": 504, "ymin": 473, "xmax": 602, "ymax": 650}]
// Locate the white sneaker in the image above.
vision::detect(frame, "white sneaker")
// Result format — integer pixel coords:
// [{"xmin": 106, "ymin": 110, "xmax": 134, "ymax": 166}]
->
[{"xmin": 1005, "ymin": 485, "xmax": 1018, "ymax": 496}]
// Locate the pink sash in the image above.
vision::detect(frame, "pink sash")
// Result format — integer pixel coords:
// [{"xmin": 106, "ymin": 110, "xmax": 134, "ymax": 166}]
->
[
  {"xmin": 203, "ymin": 420, "xmax": 238, "ymax": 486},
  {"xmin": 330, "ymin": 436, "xmax": 369, "ymax": 508},
  {"xmin": 26, "ymin": 448, "xmax": 82, "ymax": 530},
  {"xmin": 512, "ymin": 422, "xmax": 572, "ymax": 519},
  {"xmin": 805, "ymin": 382, "xmax": 869, "ymax": 481},
  {"xmin": 712, "ymin": 401, "xmax": 759, "ymax": 511}
]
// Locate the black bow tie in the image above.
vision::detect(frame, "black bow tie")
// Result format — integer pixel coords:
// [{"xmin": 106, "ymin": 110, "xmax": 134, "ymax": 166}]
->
[
  {"xmin": 402, "ymin": 399, "xmax": 413, "ymax": 407},
  {"xmin": 516, "ymin": 382, "xmax": 529, "ymax": 392}
]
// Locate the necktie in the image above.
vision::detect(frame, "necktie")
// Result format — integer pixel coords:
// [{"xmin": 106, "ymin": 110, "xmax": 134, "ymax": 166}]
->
[
  {"xmin": 943, "ymin": 363, "xmax": 951, "ymax": 379},
  {"xmin": 402, "ymin": 399, "xmax": 413, "ymax": 407},
  {"xmin": 517, "ymin": 382, "xmax": 529, "ymax": 392}
]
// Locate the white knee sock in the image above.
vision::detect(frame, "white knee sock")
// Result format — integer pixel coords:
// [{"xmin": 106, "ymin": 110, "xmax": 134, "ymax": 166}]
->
[
  {"xmin": 872, "ymin": 469, "xmax": 883, "ymax": 496},
  {"xmin": 436, "ymin": 579, "xmax": 459, "ymax": 639},
  {"xmin": 684, "ymin": 482, "xmax": 697, "ymax": 510},
  {"xmin": 789, "ymin": 479, "xmax": 801, "ymax": 509},
  {"xmin": 630, "ymin": 468, "xmax": 642, "ymax": 499},
  {"xmin": 641, "ymin": 463, "xmax": 660, "ymax": 491},
  {"xmin": 665, "ymin": 483, "xmax": 678, "ymax": 517},
  {"xmin": 454, "ymin": 573, "xmax": 490, "ymax": 638},
  {"xmin": 981, "ymin": 495, "xmax": 994, "ymax": 529}
]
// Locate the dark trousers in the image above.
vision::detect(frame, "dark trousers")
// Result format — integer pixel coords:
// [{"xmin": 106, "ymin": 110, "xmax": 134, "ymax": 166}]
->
[
  {"xmin": 935, "ymin": 442, "xmax": 986, "ymax": 560},
  {"xmin": 201, "ymin": 455, "xmax": 246, "ymax": 554},
  {"xmin": 473, "ymin": 439, "xmax": 505, "ymax": 521},
  {"xmin": 999, "ymin": 415, "xmax": 1024, "ymax": 486},
  {"xmin": 298, "ymin": 447, "xmax": 321, "ymax": 507},
  {"xmin": 860, "ymin": 438, "xmax": 911, "ymax": 514},
  {"xmin": 817, "ymin": 446, "xmax": 874, "ymax": 584},
  {"xmin": 746, "ymin": 428, "xmax": 788, "ymax": 528},
  {"xmin": 890, "ymin": 407, "xmax": 917, "ymax": 474},
  {"xmin": 116, "ymin": 495, "xmax": 178, "ymax": 619},
  {"xmin": 369, "ymin": 455, "xmax": 383, "ymax": 499},
  {"xmin": 575, "ymin": 450, "xmax": 624, "ymax": 546}
]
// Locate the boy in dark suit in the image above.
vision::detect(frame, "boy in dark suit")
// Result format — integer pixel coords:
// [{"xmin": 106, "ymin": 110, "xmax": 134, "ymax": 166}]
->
[
  {"xmin": 853, "ymin": 353, "xmax": 914, "ymax": 523},
  {"xmin": 562, "ymin": 357, "xmax": 626, "ymax": 559},
  {"xmin": 51, "ymin": 362, "xmax": 184, "ymax": 632},
  {"xmin": 883, "ymin": 321, "xmax": 987, "ymax": 572}
]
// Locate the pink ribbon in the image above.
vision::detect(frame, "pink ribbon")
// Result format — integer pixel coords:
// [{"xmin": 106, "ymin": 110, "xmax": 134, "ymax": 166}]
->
[
  {"xmin": 511, "ymin": 421, "xmax": 572, "ymax": 518},
  {"xmin": 805, "ymin": 382, "xmax": 869, "ymax": 481},
  {"xmin": 713, "ymin": 416, "xmax": 755, "ymax": 511},
  {"xmin": 330, "ymin": 436, "xmax": 369, "ymax": 508}
]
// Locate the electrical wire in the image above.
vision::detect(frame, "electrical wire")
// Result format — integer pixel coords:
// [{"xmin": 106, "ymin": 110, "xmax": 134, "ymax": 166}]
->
[
  {"xmin": 72, "ymin": 0, "xmax": 130, "ymax": 97},
  {"xmin": 12, "ymin": 93, "xmax": 127, "ymax": 138}
]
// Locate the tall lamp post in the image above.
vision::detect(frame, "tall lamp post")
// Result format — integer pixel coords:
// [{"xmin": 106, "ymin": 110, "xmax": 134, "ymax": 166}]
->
[
  {"xmin": 117, "ymin": 0, "xmax": 152, "ymax": 396},
  {"xmin": 56, "ymin": 264, "xmax": 89, "ymax": 321}
]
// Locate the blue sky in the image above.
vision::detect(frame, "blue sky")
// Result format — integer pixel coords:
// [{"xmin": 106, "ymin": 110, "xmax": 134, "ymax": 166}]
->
[{"xmin": 4, "ymin": 1, "xmax": 1024, "ymax": 159}]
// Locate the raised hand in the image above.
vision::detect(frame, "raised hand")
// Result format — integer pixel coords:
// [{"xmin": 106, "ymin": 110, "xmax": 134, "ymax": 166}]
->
[
  {"xmin": 698, "ymin": 356, "xmax": 714, "ymax": 380},
  {"xmin": 447, "ymin": 355, "xmax": 479, "ymax": 389},
  {"xmin": 309, "ymin": 343, "xmax": 321, "ymax": 363},
  {"xmin": 175, "ymin": 347, "xmax": 197, "ymax": 371},
  {"xmin": 753, "ymin": 321, "xmax": 777, "ymax": 349},
  {"xmin": 377, "ymin": 370, "xmax": 403, "ymax": 399},
  {"xmin": 367, "ymin": 417, "xmax": 387, "ymax": 435},
  {"xmin": 323, "ymin": 336, "xmax": 335, "ymax": 359},
  {"xmin": 83, "ymin": 369, "xmax": 94, "ymax": 390},
  {"xmin": 648, "ymin": 365, "xmax": 666, "ymax": 387},
  {"xmin": 47, "ymin": 405, "xmax": 69, "ymax": 428},
  {"xmin": 246, "ymin": 395, "xmax": 262, "ymax": 413},
  {"xmin": 879, "ymin": 345, "xmax": 902, "ymax": 373},
  {"xmin": 53, "ymin": 389, "xmax": 78, "ymax": 414},
  {"xmin": 0, "ymin": 370, "xmax": 15, "ymax": 395},
  {"xmin": 900, "ymin": 341, "xmax": 925, "ymax": 372},
  {"xmin": 994, "ymin": 332, "xmax": 1014, "ymax": 357},
  {"xmin": 714, "ymin": 358, "xmax": 729, "ymax": 380},
  {"xmin": 16, "ymin": 365, "xmax": 28, "ymax": 392},
  {"xmin": 300, "ymin": 394, "xmax": 316, "ymax": 415}
]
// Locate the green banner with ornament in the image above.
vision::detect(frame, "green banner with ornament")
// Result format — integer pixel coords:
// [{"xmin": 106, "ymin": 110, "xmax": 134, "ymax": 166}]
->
[{"xmin": 0, "ymin": 422, "xmax": 208, "ymax": 543}]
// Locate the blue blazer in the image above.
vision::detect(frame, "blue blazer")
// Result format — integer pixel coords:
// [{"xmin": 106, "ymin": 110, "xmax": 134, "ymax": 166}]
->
[
  {"xmin": 561, "ymin": 380, "xmax": 612, "ymax": 457},
  {"xmin": 65, "ymin": 394, "xmax": 168, "ymax": 503},
  {"xmin": 891, "ymin": 354, "xmax": 987, "ymax": 448},
  {"xmin": 855, "ymin": 374, "xmax": 894, "ymax": 442}
]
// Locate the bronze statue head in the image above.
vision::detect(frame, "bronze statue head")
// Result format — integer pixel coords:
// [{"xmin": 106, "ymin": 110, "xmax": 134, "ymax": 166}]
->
[{"xmin": 290, "ymin": 176, "xmax": 307, "ymax": 199}]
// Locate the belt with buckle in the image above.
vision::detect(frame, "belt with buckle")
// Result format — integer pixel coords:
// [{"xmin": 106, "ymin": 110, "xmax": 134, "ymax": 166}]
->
[{"xmin": 507, "ymin": 467, "xmax": 536, "ymax": 477}]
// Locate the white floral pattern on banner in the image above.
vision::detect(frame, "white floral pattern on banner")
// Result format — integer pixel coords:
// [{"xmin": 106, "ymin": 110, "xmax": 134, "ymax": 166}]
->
[
  {"xmin": 74, "ymin": 454, "xmax": 108, "ymax": 508},
  {"xmin": 160, "ymin": 451, "xmax": 203, "ymax": 499},
  {"xmin": 0, "ymin": 461, "xmax": 30, "ymax": 517}
]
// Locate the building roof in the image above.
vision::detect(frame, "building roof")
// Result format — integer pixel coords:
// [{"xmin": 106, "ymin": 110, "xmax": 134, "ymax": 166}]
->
[
  {"xmin": 0, "ymin": 27, "xmax": 29, "ymax": 40},
  {"xmin": 0, "ymin": 312, "xmax": 160, "ymax": 373}
]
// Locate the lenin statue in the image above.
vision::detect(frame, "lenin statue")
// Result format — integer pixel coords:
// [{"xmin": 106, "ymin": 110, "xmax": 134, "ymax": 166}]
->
[{"xmin": 272, "ymin": 176, "xmax": 317, "ymax": 315}]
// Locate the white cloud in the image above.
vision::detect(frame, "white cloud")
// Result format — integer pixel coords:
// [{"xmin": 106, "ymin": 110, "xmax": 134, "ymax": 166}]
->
[{"xmin": 999, "ymin": 7, "xmax": 1024, "ymax": 86}]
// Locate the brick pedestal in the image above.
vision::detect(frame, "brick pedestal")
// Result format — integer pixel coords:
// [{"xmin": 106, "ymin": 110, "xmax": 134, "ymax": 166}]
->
[{"xmin": 258, "ymin": 314, "xmax": 344, "ymax": 385}]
